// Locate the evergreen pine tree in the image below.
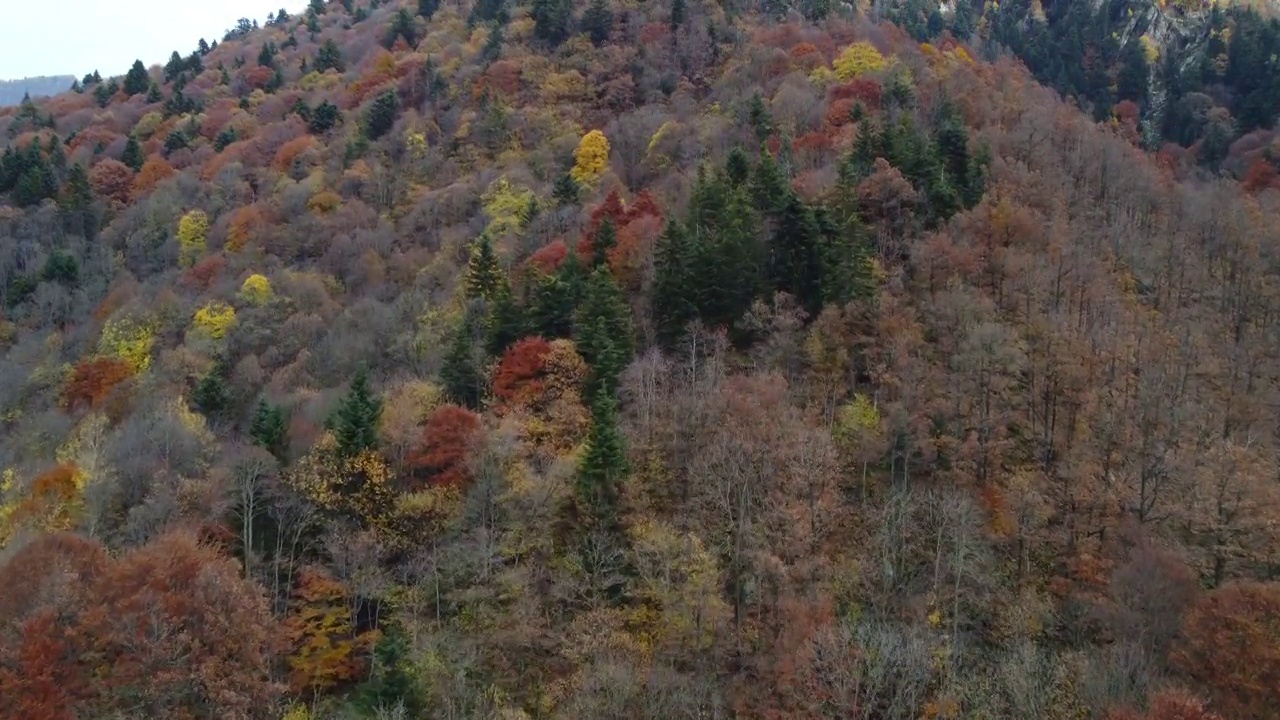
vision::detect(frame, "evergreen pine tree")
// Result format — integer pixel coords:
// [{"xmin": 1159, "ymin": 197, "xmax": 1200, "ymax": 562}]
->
[
  {"xmin": 315, "ymin": 39, "xmax": 344, "ymax": 72},
  {"xmin": 486, "ymin": 278, "xmax": 524, "ymax": 356},
  {"xmin": 725, "ymin": 147, "xmax": 750, "ymax": 186},
  {"xmin": 582, "ymin": 0, "xmax": 613, "ymax": 46},
  {"xmin": 670, "ymin": 0, "xmax": 686, "ymax": 29},
  {"xmin": 577, "ymin": 392, "xmax": 627, "ymax": 520},
  {"xmin": 465, "ymin": 234, "xmax": 503, "ymax": 300},
  {"xmin": 250, "ymin": 399, "xmax": 288, "ymax": 459},
  {"xmin": 309, "ymin": 101, "xmax": 341, "ymax": 134},
  {"xmin": 768, "ymin": 193, "xmax": 825, "ymax": 316},
  {"xmin": 526, "ymin": 250, "xmax": 584, "ymax": 339},
  {"xmin": 59, "ymin": 164, "xmax": 96, "ymax": 238},
  {"xmin": 748, "ymin": 92, "xmax": 774, "ymax": 143},
  {"xmin": 123, "ymin": 60, "xmax": 150, "ymax": 96},
  {"xmin": 146, "ymin": 82, "xmax": 163, "ymax": 104},
  {"xmin": 387, "ymin": 8, "xmax": 418, "ymax": 48},
  {"xmin": 329, "ymin": 367, "xmax": 383, "ymax": 458},
  {"xmin": 591, "ymin": 218, "xmax": 617, "ymax": 268},
  {"xmin": 440, "ymin": 315, "xmax": 488, "ymax": 409},
  {"xmin": 652, "ymin": 220, "xmax": 697, "ymax": 347},
  {"xmin": 751, "ymin": 151, "xmax": 790, "ymax": 218},
  {"xmin": 164, "ymin": 51, "xmax": 186, "ymax": 82},
  {"xmin": 419, "ymin": 0, "xmax": 440, "ymax": 19},
  {"xmin": 365, "ymin": 90, "xmax": 399, "ymax": 140},
  {"xmin": 553, "ymin": 173, "xmax": 581, "ymax": 206},
  {"xmin": 531, "ymin": 0, "xmax": 572, "ymax": 45},
  {"xmin": 257, "ymin": 41, "xmax": 277, "ymax": 68},
  {"xmin": 193, "ymin": 360, "xmax": 231, "ymax": 418},
  {"xmin": 356, "ymin": 624, "xmax": 424, "ymax": 715},
  {"xmin": 575, "ymin": 268, "xmax": 633, "ymax": 400}
]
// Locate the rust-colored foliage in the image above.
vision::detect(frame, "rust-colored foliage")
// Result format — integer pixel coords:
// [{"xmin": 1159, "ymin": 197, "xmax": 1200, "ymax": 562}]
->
[
  {"xmin": 409, "ymin": 404, "xmax": 482, "ymax": 488},
  {"xmin": 274, "ymin": 135, "xmax": 317, "ymax": 171},
  {"xmin": 1106, "ymin": 688, "xmax": 1224, "ymax": 720},
  {"xmin": 283, "ymin": 566, "xmax": 371, "ymax": 695},
  {"xmin": 88, "ymin": 159, "xmax": 134, "ymax": 209},
  {"xmin": 0, "ymin": 531, "xmax": 281, "ymax": 720},
  {"xmin": 1172, "ymin": 581, "xmax": 1280, "ymax": 720},
  {"xmin": 61, "ymin": 358, "xmax": 134, "ymax": 411},
  {"xmin": 1241, "ymin": 157, "xmax": 1279, "ymax": 194},
  {"xmin": 789, "ymin": 42, "xmax": 823, "ymax": 71},
  {"xmin": 181, "ymin": 254, "xmax": 226, "ymax": 290},
  {"xmin": 493, "ymin": 336, "xmax": 553, "ymax": 406},
  {"xmin": 830, "ymin": 77, "xmax": 882, "ymax": 110},
  {"xmin": 527, "ymin": 240, "xmax": 569, "ymax": 274},
  {"xmin": 241, "ymin": 65, "xmax": 276, "ymax": 91},
  {"xmin": 226, "ymin": 205, "xmax": 266, "ymax": 252},
  {"xmin": 132, "ymin": 156, "xmax": 176, "ymax": 195},
  {"xmin": 479, "ymin": 60, "xmax": 522, "ymax": 98}
]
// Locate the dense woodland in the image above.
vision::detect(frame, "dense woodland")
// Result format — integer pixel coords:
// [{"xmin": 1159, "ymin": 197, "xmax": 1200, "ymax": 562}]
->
[{"xmin": 2, "ymin": 0, "xmax": 1280, "ymax": 718}]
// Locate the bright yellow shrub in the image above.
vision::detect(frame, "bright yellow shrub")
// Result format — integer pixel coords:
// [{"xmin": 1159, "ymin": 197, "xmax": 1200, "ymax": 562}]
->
[
  {"xmin": 99, "ymin": 315, "xmax": 157, "ymax": 372},
  {"xmin": 239, "ymin": 274, "xmax": 273, "ymax": 306},
  {"xmin": 193, "ymin": 301, "xmax": 237, "ymax": 339},
  {"xmin": 571, "ymin": 129, "xmax": 610, "ymax": 185},
  {"xmin": 176, "ymin": 209, "xmax": 209, "ymax": 268},
  {"xmin": 833, "ymin": 42, "xmax": 888, "ymax": 79}
]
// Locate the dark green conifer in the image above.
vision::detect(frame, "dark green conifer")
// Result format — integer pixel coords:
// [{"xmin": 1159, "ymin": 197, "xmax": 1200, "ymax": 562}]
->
[
  {"xmin": 465, "ymin": 234, "xmax": 503, "ymax": 300},
  {"xmin": 583, "ymin": 0, "xmax": 613, "ymax": 46},
  {"xmin": 577, "ymin": 392, "xmax": 628, "ymax": 520},
  {"xmin": 574, "ymin": 268, "xmax": 633, "ymax": 400},
  {"xmin": 250, "ymin": 399, "xmax": 288, "ymax": 459},
  {"xmin": 329, "ymin": 367, "xmax": 382, "ymax": 458},
  {"xmin": 365, "ymin": 90, "xmax": 398, "ymax": 140},
  {"xmin": 123, "ymin": 60, "xmax": 150, "ymax": 96},
  {"xmin": 591, "ymin": 218, "xmax": 616, "ymax": 268}
]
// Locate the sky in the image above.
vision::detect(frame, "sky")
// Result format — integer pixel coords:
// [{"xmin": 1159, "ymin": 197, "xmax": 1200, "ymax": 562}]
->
[{"xmin": 0, "ymin": 1, "xmax": 306, "ymax": 80}]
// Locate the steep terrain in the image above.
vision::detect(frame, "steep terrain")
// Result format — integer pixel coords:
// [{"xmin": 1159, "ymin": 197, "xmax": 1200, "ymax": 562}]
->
[{"xmin": 2, "ymin": 1, "xmax": 1280, "ymax": 719}]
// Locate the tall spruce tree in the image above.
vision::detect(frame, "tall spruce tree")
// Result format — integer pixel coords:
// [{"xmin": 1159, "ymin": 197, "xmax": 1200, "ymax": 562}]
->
[
  {"xmin": 591, "ymin": 218, "xmax": 617, "ymax": 268},
  {"xmin": 441, "ymin": 314, "xmax": 488, "ymax": 409},
  {"xmin": 330, "ymin": 368, "xmax": 382, "ymax": 458},
  {"xmin": 577, "ymin": 392, "xmax": 628, "ymax": 521},
  {"xmin": 582, "ymin": 0, "xmax": 613, "ymax": 46},
  {"xmin": 768, "ymin": 193, "xmax": 825, "ymax": 315},
  {"xmin": 465, "ymin": 234, "xmax": 503, "ymax": 300},
  {"xmin": 575, "ymin": 268, "xmax": 633, "ymax": 400},
  {"xmin": 123, "ymin": 60, "xmax": 150, "ymax": 96},
  {"xmin": 250, "ymin": 398, "xmax": 288, "ymax": 460},
  {"xmin": 122, "ymin": 135, "xmax": 144, "ymax": 170},
  {"xmin": 652, "ymin": 220, "xmax": 698, "ymax": 347},
  {"xmin": 486, "ymin": 278, "xmax": 524, "ymax": 355},
  {"xmin": 365, "ymin": 90, "xmax": 399, "ymax": 140},
  {"xmin": 419, "ymin": 0, "xmax": 440, "ymax": 19},
  {"xmin": 526, "ymin": 250, "xmax": 585, "ymax": 339},
  {"xmin": 193, "ymin": 360, "xmax": 231, "ymax": 419},
  {"xmin": 532, "ymin": 0, "xmax": 573, "ymax": 45}
]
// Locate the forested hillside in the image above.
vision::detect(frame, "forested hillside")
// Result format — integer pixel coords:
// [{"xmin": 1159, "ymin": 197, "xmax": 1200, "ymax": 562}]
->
[
  {"xmin": 0, "ymin": 76, "xmax": 76, "ymax": 107},
  {"xmin": 2, "ymin": 0, "xmax": 1279, "ymax": 719}
]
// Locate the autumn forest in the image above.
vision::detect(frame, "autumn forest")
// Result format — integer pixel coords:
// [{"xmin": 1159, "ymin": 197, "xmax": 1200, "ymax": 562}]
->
[{"xmin": 1, "ymin": 0, "xmax": 1280, "ymax": 718}]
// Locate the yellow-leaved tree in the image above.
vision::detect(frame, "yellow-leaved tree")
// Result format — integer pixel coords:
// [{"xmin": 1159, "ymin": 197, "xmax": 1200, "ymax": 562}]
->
[
  {"xmin": 832, "ymin": 42, "xmax": 888, "ymax": 79},
  {"xmin": 99, "ymin": 315, "xmax": 157, "ymax": 372},
  {"xmin": 239, "ymin": 274, "xmax": 274, "ymax": 306},
  {"xmin": 571, "ymin": 129, "xmax": 610, "ymax": 185},
  {"xmin": 177, "ymin": 209, "xmax": 209, "ymax": 268},
  {"xmin": 193, "ymin": 301, "xmax": 238, "ymax": 339}
]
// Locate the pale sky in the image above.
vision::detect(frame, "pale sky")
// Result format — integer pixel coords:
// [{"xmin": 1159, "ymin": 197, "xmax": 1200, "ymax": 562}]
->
[{"xmin": 0, "ymin": 1, "xmax": 306, "ymax": 80}]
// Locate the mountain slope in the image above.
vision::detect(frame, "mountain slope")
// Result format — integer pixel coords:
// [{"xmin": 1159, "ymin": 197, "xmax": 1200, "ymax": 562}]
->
[{"xmin": 2, "ymin": 1, "xmax": 1280, "ymax": 719}]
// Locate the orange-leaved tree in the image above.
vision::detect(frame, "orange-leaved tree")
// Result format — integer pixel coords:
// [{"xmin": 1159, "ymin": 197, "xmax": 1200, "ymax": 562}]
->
[{"xmin": 1172, "ymin": 581, "xmax": 1280, "ymax": 720}]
